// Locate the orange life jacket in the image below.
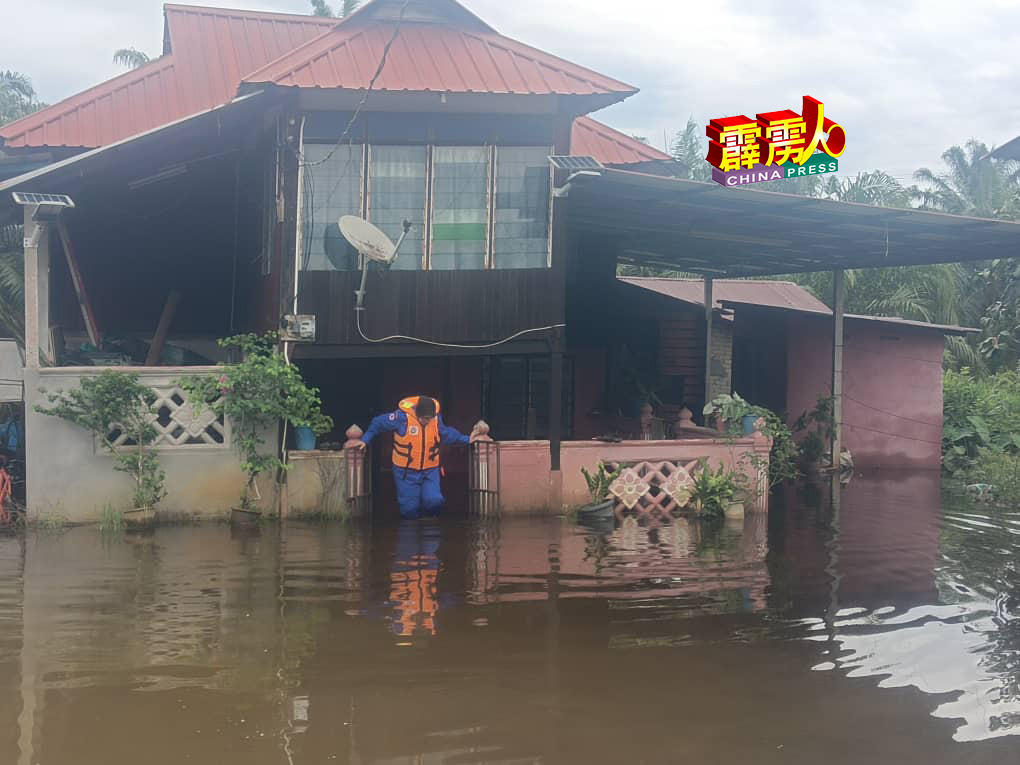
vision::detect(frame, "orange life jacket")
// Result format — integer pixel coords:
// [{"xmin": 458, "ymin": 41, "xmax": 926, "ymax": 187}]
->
[{"xmin": 392, "ymin": 396, "xmax": 442, "ymax": 471}]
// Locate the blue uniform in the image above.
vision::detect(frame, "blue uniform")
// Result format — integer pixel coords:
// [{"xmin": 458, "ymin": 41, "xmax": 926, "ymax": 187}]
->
[{"xmin": 362, "ymin": 409, "xmax": 469, "ymax": 519}]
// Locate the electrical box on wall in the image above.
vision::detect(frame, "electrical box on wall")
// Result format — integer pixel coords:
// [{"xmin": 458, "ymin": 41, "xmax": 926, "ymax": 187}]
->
[{"xmin": 280, "ymin": 314, "xmax": 316, "ymax": 342}]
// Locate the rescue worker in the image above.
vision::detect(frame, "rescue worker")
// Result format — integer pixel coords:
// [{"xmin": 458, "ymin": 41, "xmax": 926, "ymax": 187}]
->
[{"xmin": 356, "ymin": 396, "xmax": 479, "ymax": 519}]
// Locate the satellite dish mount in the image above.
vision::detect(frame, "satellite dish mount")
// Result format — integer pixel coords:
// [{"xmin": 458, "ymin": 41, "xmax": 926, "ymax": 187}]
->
[{"xmin": 338, "ymin": 215, "xmax": 412, "ymax": 310}]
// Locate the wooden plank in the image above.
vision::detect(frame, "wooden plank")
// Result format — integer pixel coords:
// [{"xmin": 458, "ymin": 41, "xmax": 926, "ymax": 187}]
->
[
  {"xmin": 145, "ymin": 290, "xmax": 182, "ymax": 366},
  {"xmin": 55, "ymin": 218, "xmax": 101, "ymax": 347}
]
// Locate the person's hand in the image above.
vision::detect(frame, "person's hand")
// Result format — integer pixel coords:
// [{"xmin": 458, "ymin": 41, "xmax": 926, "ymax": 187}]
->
[
  {"xmin": 352, "ymin": 440, "xmax": 367, "ymax": 451},
  {"xmin": 470, "ymin": 432, "xmax": 492, "ymax": 444}
]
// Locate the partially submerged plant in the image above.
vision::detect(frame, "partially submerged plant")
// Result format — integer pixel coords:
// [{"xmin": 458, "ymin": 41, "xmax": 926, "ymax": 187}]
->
[
  {"xmin": 793, "ymin": 395, "xmax": 835, "ymax": 466},
  {"xmin": 180, "ymin": 333, "xmax": 333, "ymax": 512},
  {"xmin": 581, "ymin": 462, "xmax": 621, "ymax": 504},
  {"xmin": 690, "ymin": 460, "xmax": 740, "ymax": 517},
  {"xmin": 36, "ymin": 370, "xmax": 167, "ymax": 511}
]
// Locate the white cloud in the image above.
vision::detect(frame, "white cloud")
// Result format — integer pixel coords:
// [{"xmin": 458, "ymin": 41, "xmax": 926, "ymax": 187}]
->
[{"xmin": 1, "ymin": 0, "xmax": 1019, "ymax": 180}]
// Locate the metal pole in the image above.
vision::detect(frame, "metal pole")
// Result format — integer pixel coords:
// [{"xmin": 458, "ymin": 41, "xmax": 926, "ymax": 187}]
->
[
  {"xmin": 22, "ymin": 209, "xmax": 40, "ymax": 369},
  {"xmin": 549, "ymin": 333, "xmax": 563, "ymax": 472},
  {"xmin": 831, "ymin": 269, "xmax": 845, "ymax": 468},
  {"xmin": 703, "ymin": 276, "xmax": 714, "ymax": 407}
]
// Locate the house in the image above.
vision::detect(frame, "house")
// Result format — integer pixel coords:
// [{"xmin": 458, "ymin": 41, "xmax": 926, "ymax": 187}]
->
[
  {"xmin": 1, "ymin": 0, "xmax": 1017, "ymax": 520},
  {"xmin": 618, "ymin": 278, "xmax": 974, "ymax": 468}
]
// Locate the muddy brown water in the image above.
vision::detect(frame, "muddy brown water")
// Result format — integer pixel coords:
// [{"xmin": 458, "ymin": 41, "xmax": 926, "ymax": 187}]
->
[{"xmin": 1, "ymin": 471, "xmax": 1019, "ymax": 764}]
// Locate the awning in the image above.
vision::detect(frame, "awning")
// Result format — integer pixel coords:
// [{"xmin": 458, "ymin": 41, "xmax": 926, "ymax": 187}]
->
[
  {"xmin": 720, "ymin": 299, "xmax": 977, "ymax": 336},
  {"xmin": 0, "ymin": 91, "xmax": 268, "ymax": 224},
  {"xmin": 564, "ymin": 168, "xmax": 1020, "ymax": 277}
]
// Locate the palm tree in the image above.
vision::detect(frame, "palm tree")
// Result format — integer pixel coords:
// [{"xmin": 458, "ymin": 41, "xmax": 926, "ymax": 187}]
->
[
  {"xmin": 670, "ymin": 117, "xmax": 712, "ymax": 182},
  {"xmin": 0, "ymin": 225, "xmax": 24, "ymax": 349},
  {"xmin": 820, "ymin": 170, "xmax": 911, "ymax": 208},
  {"xmin": 913, "ymin": 140, "xmax": 1020, "ymax": 220},
  {"xmin": 0, "ymin": 71, "xmax": 45, "ymax": 126},
  {"xmin": 112, "ymin": 48, "xmax": 151, "ymax": 70},
  {"xmin": 310, "ymin": 0, "xmax": 360, "ymax": 17}
]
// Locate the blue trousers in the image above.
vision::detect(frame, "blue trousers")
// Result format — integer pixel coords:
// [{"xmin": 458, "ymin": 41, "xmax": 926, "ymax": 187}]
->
[{"xmin": 394, "ymin": 467, "xmax": 444, "ymax": 519}]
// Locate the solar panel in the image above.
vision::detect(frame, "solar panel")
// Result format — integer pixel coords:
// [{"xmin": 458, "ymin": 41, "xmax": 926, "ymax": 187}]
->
[
  {"xmin": 11, "ymin": 192, "xmax": 75, "ymax": 208},
  {"xmin": 548, "ymin": 155, "xmax": 604, "ymax": 172}
]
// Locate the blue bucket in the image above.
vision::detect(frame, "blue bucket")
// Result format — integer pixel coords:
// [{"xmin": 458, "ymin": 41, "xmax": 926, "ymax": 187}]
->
[
  {"xmin": 294, "ymin": 426, "xmax": 316, "ymax": 451},
  {"xmin": 742, "ymin": 414, "xmax": 758, "ymax": 435}
]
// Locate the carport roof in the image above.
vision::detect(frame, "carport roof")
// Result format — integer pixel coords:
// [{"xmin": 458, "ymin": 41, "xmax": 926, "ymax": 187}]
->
[{"xmin": 565, "ymin": 168, "xmax": 1020, "ymax": 277}]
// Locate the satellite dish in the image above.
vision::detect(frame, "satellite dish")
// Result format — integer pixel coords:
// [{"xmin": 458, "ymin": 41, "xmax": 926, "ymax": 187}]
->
[{"xmin": 339, "ymin": 215, "xmax": 397, "ymax": 264}]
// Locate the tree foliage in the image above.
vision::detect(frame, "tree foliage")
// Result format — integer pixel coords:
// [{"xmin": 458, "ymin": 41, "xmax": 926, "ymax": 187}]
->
[
  {"xmin": 35, "ymin": 371, "xmax": 167, "ymax": 510},
  {"xmin": 180, "ymin": 334, "xmax": 333, "ymax": 510},
  {"xmin": 310, "ymin": 0, "xmax": 360, "ymax": 17},
  {"xmin": 0, "ymin": 70, "xmax": 45, "ymax": 126},
  {"xmin": 112, "ymin": 48, "xmax": 151, "ymax": 70}
]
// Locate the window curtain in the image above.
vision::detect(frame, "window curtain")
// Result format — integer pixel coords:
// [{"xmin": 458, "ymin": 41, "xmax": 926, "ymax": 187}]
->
[
  {"xmin": 493, "ymin": 147, "xmax": 551, "ymax": 269},
  {"xmin": 430, "ymin": 147, "xmax": 488, "ymax": 270},
  {"xmin": 301, "ymin": 143, "xmax": 362, "ymax": 271},
  {"xmin": 369, "ymin": 145, "xmax": 427, "ymax": 271}
]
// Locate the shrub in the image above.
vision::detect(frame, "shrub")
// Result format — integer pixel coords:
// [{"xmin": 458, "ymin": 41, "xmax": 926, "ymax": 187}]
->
[
  {"xmin": 690, "ymin": 460, "xmax": 740, "ymax": 517},
  {"xmin": 36, "ymin": 370, "xmax": 167, "ymax": 511}
]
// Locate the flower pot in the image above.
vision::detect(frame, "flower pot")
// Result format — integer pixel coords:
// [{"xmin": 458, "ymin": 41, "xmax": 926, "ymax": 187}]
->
[
  {"xmin": 231, "ymin": 507, "xmax": 262, "ymax": 526},
  {"xmin": 724, "ymin": 501, "xmax": 745, "ymax": 521},
  {"xmin": 123, "ymin": 507, "xmax": 155, "ymax": 528},
  {"xmin": 741, "ymin": 414, "xmax": 758, "ymax": 435},
  {"xmin": 577, "ymin": 499, "xmax": 614, "ymax": 521},
  {"xmin": 294, "ymin": 426, "xmax": 316, "ymax": 451}
]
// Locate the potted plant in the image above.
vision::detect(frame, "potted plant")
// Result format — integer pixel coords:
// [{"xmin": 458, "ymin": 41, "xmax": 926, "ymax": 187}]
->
[
  {"xmin": 36, "ymin": 370, "xmax": 167, "ymax": 526},
  {"xmin": 689, "ymin": 459, "xmax": 740, "ymax": 518},
  {"xmin": 578, "ymin": 462, "xmax": 621, "ymax": 520},
  {"xmin": 180, "ymin": 333, "xmax": 333, "ymax": 523},
  {"xmin": 703, "ymin": 392, "xmax": 752, "ymax": 433},
  {"xmin": 293, "ymin": 409, "xmax": 332, "ymax": 451},
  {"xmin": 793, "ymin": 395, "xmax": 835, "ymax": 470}
]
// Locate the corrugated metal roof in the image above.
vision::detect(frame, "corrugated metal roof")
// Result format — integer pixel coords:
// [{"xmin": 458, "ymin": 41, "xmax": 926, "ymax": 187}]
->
[
  {"xmin": 620, "ymin": 277, "xmax": 831, "ymax": 313},
  {"xmin": 0, "ymin": 5, "xmax": 334, "ymax": 149},
  {"xmin": 720, "ymin": 300, "xmax": 978, "ymax": 336},
  {"xmin": 243, "ymin": 2, "xmax": 637, "ymax": 98},
  {"xmin": 571, "ymin": 116, "xmax": 671, "ymax": 165},
  {"xmin": 2, "ymin": 2, "xmax": 637, "ymax": 153}
]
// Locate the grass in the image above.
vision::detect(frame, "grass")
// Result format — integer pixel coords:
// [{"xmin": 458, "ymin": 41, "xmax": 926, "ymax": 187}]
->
[{"xmin": 98, "ymin": 503, "xmax": 123, "ymax": 533}]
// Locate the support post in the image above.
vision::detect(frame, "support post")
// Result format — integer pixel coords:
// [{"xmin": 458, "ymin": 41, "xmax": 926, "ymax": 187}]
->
[
  {"xmin": 549, "ymin": 329, "xmax": 563, "ymax": 472},
  {"xmin": 22, "ymin": 209, "xmax": 50, "ymax": 369},
  {"xmin": 831, "ymin": 269, "xmax": 845, "ymax": 468},
  {"xmin": 703, "ymin": 276, "xmax": 714, "ymax": 406}
]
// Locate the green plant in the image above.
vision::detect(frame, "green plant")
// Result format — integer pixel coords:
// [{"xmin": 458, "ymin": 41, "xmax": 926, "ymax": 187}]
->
[
  {"xmin": 703, "ymin": 392, "xmax": 751, "ymax": 429},
  {"xmin": 179, "ymin": 333, "xmax": 333, "ymax": 511},
  {"xmin": 98, "ymin": 503, "xmax": 123, "ymax": 533},
  {"xmin": 36, "ymin": 370, "xmax": 167, "ymax": 511},
  {"xmin": 690, "ymin": 460, "xmax": 740, "ymax": 517},
  {"xmin": 793, "ymin": 395, "xmax": 835, "ymax": 465},
  {"xmin": 748, "ymin": 405, "xmax": 800, "ymax": 487},
  {"xmin": 581, "ymin": 462, "xmax": 621, "ymax": 503}
]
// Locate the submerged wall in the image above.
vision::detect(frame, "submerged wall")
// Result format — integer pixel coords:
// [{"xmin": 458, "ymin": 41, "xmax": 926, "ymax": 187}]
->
[
  {"xmin": 497, "ymin": 436, "xmax": 771, "ymax": 513},
  {"xmin": 786, "ymin": 317, "xmax": 946, "ymax": 468},
  {"xmin": 24, "ymin": 367, "xmax": 253, "ymax": 522}
]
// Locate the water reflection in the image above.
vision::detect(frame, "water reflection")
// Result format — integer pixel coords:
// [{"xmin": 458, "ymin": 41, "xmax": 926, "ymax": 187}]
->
[{"xmin": 0, "ymin": 472, "xmax": 1017, "ymax": 764}]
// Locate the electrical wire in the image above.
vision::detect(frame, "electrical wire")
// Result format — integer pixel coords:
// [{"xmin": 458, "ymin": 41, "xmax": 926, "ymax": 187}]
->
[{"xmin": 356, "ymin": 309, "xmax": 564, "ymax": 349}]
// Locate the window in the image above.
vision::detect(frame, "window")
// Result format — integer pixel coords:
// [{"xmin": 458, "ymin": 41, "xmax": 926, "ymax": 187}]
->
[
  {"xmin": 493, "ymin": 147, "xmax": 552, "ymax": 269},
  {"xmin": 430, "ymin": 147, "xmax": 488, "ymax": 270},
  {"xmin": 302, "ymin": 143, "xmax": 363, "ymax": 271},
  {"xmin": 300, "ymin": 143, "xmax": 551, "ymax": 271},
  {"xmin": 369, "ymin": 145, "xmax": 427, "ymax": 271}
]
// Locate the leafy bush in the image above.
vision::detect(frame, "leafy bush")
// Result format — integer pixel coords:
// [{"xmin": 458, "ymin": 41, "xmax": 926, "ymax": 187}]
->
[
  {"xmin": 690, "ymin": 460, "xmax": 740, "ymax": 517},
  {"xmin": 943, "ymin": 369, "xmax": 1020, "ymax": 478},
  {"xmin": 581, "ymin": 462, "xmax": 621, "ymax": 503},
  {"xmin": 180, "ymin": 333, "xmax": 333, "ymax": 511},
  {"xmin": 748, "ymin": 406, "xmax": 801, "ymax": 487},
  {"xmin": 36, "ymin": 370, "xmax": 167, "ymax": 511}
]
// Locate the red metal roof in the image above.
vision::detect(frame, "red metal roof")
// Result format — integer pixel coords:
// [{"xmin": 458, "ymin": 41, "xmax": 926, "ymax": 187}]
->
[
  {"xmin": 0, "ymin": 5, "xmax": 335, "ymax": 149},
  {"xmin": 1, "ymin": 1, "xmax": 637, "ymax": 151},
  {"xmin": 571, "ymin": 116, "xmax": 671, "ymax": 164},
  {"xmin": 619, "ymin": 277, "xmax": 831, "ymax": 313},
  {"xmin": 242, "ymin": 4, "xmax": 637, "ymax": 98}
]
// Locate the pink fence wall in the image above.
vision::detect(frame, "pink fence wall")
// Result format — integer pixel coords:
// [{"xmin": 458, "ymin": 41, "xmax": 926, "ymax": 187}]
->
[
  {"xmin": 786, "ymin": 316, "xmax": 946, "ymax": 468},
  {"xmin": 498, "ymin": 436, "xmax": 771, "ymax": 513}
]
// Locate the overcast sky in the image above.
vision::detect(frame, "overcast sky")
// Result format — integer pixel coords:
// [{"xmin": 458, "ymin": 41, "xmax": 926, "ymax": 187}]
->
[{"xmin": 3, "ymin": 0, "xmax": 1019, "ymax": 180}]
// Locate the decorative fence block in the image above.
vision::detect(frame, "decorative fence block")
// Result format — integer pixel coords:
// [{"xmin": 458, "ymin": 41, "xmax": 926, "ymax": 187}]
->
[
  {"xmin": 607, "ymin": 459, "xmax": 704, "ymax": 517},
  {"xmin": 108, "ymin": 382, "xmax": 229, "ymax": 449}
]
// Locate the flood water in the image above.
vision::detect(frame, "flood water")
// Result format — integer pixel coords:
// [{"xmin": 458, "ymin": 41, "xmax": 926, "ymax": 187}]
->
[{"xmin": 1, "ymin": 472, "xmax": 1019, "ymax": 764}]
